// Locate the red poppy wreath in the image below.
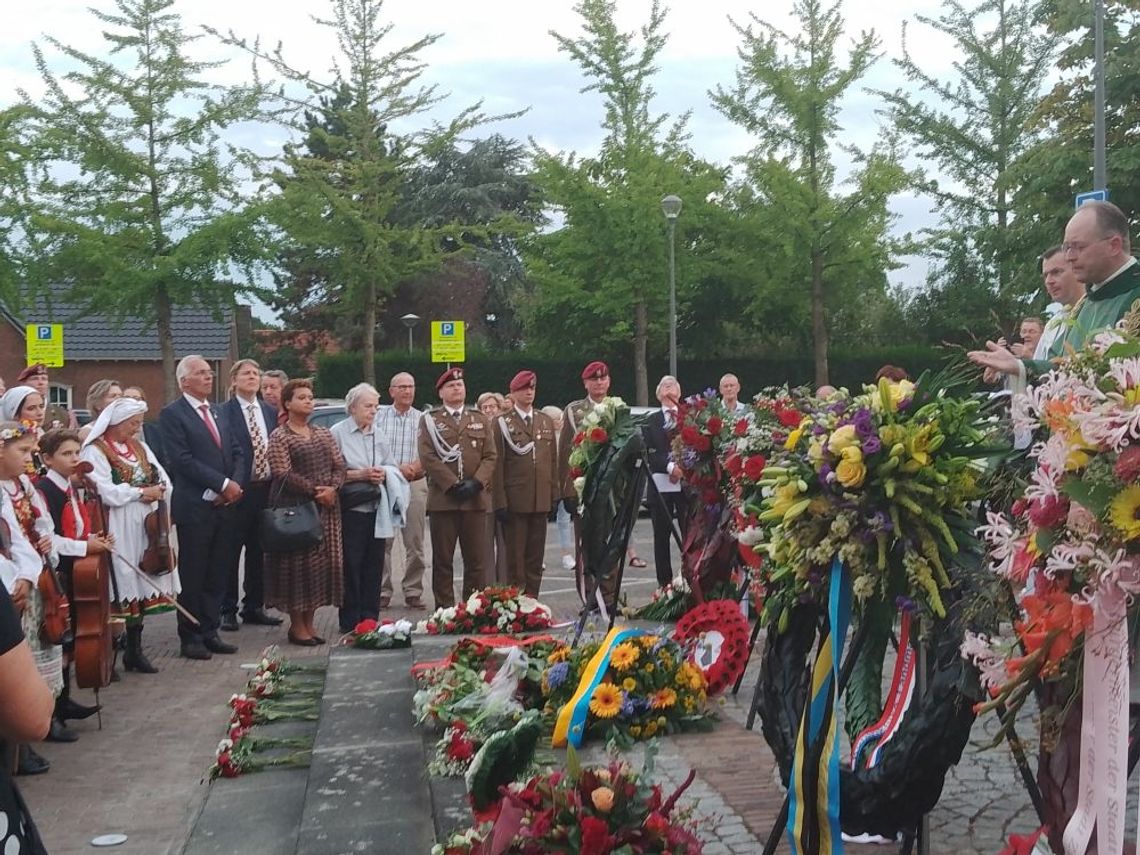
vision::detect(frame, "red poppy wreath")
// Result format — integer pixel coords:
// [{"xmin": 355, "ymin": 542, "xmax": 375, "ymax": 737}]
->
[{"xmin": 673, "ymin": 599, "xmax": 751, "ymax": 695}]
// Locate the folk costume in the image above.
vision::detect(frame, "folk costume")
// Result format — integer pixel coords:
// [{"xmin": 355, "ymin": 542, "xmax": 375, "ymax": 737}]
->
[
  {"xmin": 0, "ymin": 387, "xmax": 47, "ymax": 476},
  {"xmin": 80, "ymin": 399, "xmax": 178, "ymax": 673},
  {"xmin": 493, "ymin": 371, "xmax": 560, "ymax": 597},
  {"xmin": 418, "ymin": 368, "xmax": 497, "ymax": 608}
]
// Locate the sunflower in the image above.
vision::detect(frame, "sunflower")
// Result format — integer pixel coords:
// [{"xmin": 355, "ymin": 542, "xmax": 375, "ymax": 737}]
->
[
  {"xmin": 1109, "ymin": 485, "xmax": 1140, "ymax": 540},
  {"xmin": 650, "ymin": 688, "xmax": 677, "ymax": 710},
  {"xmin": 610, "ymin": 642, "xmax": 641, "ymax": 672},
  {"xmin": 589, "ymin": 683, "xmax": 623, "ymax": 719}
]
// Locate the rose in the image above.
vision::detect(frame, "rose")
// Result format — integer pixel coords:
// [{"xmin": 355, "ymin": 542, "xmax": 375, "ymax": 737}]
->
[
  {"xmin": 572, "ymin": 431, "xmax": 586, "ymax": 446},
  {"xmin": 827, "ymin": 424, "xmax": 859, "ymax": 454},
  {"xmin": 733, "ymin": 418, "xmax": 749, "ymax": 437},
  {"xmin": 776, "ymin": 406, "xmax": 801, "ymax": 428},
  {"xmin": 742, "ymin": 455, "xmax": 767, "ymax": 481},
  {"xmin": 705, "ymin": 416, "xmax": 723, "ymax": 435},
  {"xmin": 590, "ymin": 786, "xmax": 615, "ymax": 812},
  {"xmin": 589, "ymin": 427, "xmax": 608, "ymax": 443},
  {"xmin": 354, "ymin": 618, "xmax": 379, "ymax": 635},
  {"xmin": 835, "ymin": 446, "xmax": 867, "ymax": 488},
  {"xmin": 580, "ymin": 815, "xmax": 615, "ymax": 855}
]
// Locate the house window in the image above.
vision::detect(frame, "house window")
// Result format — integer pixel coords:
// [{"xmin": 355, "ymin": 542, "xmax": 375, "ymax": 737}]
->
[{"xmin": 48, "ymin": 384, "xmax": 71, "ymax": 410}]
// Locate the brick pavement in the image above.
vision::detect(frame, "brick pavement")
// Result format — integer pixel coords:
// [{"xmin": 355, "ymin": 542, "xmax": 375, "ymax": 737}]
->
[{"xmin": 15, "ymin": 518, "xmax": 1082, "ymax": 854}]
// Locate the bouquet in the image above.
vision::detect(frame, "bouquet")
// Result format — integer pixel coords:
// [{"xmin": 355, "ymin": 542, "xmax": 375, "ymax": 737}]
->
[
  {"xmin": 341, "ymin": 617, "xmax": 413, "ymax": 649},
  {"xmin": 416, "ymin": 586, "xmax": 554, "ymax": 636},
  {"xmin": 434, "ymin": 747, "xmax": 704, "ymax": 855},
  {"xmin": 567, "ymin": 397, "xmax": 639, "ymax": 502},
  {"xmin": 747, "ymin": 370, "xmax": 995, "ymax": 628},
  {"xmin": 542, "ymin": 635, "xmax": 713, "ymax": 744}
]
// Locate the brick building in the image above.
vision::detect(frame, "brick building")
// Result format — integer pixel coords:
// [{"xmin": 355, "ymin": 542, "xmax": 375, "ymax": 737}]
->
[{"xmin": 0, "ymin": 288, "xmax": 242, "ymax": 412}]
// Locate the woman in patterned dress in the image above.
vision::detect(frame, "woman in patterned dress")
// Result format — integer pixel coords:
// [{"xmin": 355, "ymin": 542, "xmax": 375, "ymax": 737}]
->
[
  {"xmin": 0, "ymin": 418, "xmax": 61, "ymax": 776},
  {"xmin": 80, "ymin": 398, "xmax": 177, "ymax": 673},
  {"xmin": 264, "ymin": 379, "xmax": 345, "ymax": 646}
]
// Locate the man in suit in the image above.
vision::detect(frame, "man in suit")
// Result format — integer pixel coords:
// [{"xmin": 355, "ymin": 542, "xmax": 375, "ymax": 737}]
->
[
  {"xmin": 643, "ymin": 375, "xmax": 685, "ymax": 588},
  {"xmin": 218, "ymin": 358, "xmax": 283, "ymax": 631},
  {"xmin": 492, "ymin": 371, "xmax": 562, "ymax": 597},
  {"xmin": 160, "ymin": 354, "xmax": 245, "ymax": 660},
  {"xmin": 418, "ymin": 367, "xmax": 497, "ymax": 608}
]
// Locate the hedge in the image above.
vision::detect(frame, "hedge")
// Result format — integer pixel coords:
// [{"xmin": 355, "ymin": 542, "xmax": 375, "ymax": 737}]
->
[{"xmin": 313, "ymin": 345, "xmax": 953, "ymax": 409}]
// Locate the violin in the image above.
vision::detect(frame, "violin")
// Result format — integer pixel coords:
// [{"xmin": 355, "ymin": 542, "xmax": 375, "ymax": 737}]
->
[
  {"xmin": 141, "ymin": 497, "xmax": 175, "ymax": 576},
  {"xmin": 71, "ymin": 460, "xmax": 114, "ymax": 690}
]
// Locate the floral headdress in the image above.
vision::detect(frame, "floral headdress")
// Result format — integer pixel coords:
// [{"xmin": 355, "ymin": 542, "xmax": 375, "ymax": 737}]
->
[{"xmin": 0, "ymin": 423, "xmax": 34, "ymax": 443}]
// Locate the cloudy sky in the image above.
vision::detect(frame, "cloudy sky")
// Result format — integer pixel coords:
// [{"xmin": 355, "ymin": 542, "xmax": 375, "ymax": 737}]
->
[{"xmin": 0, "ymin": 0, "xmax": 970, "ymax": 306}]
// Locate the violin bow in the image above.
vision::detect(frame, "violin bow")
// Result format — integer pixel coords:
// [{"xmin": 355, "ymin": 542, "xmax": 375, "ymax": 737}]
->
[{"xmin": 110, "ymin": 549, "xmax": 201, "ymax": 627}]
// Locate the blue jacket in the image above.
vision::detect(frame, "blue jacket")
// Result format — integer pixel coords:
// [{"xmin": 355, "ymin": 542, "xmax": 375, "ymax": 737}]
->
[{"xmin": 159, "ymin": 396, "xmax": 246, "ymax": 524}]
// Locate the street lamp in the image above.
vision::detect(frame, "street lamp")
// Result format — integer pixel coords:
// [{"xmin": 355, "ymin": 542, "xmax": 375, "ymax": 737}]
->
[
  {"xmin": 400, "ymin": 313, "xmax": 421, "ymax": 355},
  {"xmin": 660, "ymin": 194, "xmax": 682, "ymax": 377}
]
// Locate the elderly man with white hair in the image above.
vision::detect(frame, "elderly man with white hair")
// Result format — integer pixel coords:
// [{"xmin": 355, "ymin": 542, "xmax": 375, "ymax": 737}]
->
[
  {"xmin": 331, "ymin": 383, "xmax": 409, "ymax": 633},
  {"xmin": 643, "ymin": 375, "xmax": 685, "ymax": 588},
  {"xmin": 80, "ymin": 397, "xmax": 177, "ymax": 673}
]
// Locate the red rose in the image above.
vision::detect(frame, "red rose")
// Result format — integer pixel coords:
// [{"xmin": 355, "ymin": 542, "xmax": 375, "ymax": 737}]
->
[
  {"xmin": 743, "ymin": 455, "xmax": 767, "ymax": 481},
  {"xmin": 725, "ymin": 452, "xmax": 743, "ymax": 477},
  {"xmin": 580, "ymin": 816, "xmax": 615, "ymax": 855},
  {"xmin": 734, "ymin": 418, "xmax": 749, "ymax": 437},
  {"xmin": 695, "ymin": 398, "xmax": 708, "ymax": 411},
  {"xmin": 706, "ymin": 416, "xmax": 723, "ymax": 435},
  {"xmin": 1115, "ymin": 446, "xmax": 1140, "ymax": 482},
  {"xmin": 354, "ymin": 618, "xmax": 379, "ymax": 635},
  {"xmin": 589, "ymin": 427, "xmax": 608, "ymax": 443},
  {"xmin": 569, "ymin": 466, "xmax": 584, "ymax": 479},
  {"xmin": 573, "ymin": 431, "xmax": 586, "ymax": 446},
  {"xmin": 776, "ymin": 407, "xmax": 801, "ymax": 427}
]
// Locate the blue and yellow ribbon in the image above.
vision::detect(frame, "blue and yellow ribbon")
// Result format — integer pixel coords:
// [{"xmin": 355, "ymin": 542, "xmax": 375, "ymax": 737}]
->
[
  {"xmin": 552, "ymin": 625, "xmax": 646, "ymax": 748},
  {"xmin": 787, "ymin": 558, "xmax": 852, "ymax": 855}
]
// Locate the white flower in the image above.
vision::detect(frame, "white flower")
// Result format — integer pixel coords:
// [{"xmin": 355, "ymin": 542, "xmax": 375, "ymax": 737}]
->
[
  {"xmin": 394, "ymin": 619, "xmax": 413, "ymax": 634},
  {"xmin": 976, "ymin": 511, "xmax": 1018, "ymax": 578},
  {"xmin": 960, "ymin": 631, "xmax": 1008, "ymax": 694},
  {"xmin": 216, "ymin": 738, "xmax": 234, "ymax": 754},
  {"xmin": 737, "ymin": 526, "xmax": 764, "ymax": 546}
]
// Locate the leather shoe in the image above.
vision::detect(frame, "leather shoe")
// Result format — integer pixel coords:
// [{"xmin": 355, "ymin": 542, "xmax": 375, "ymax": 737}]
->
[
  {"xmin": 180, "ymin": 642, "xmax": 213, "ymax": 660},
  {"xmin": 241, "ymin": 607, "xmax": 283, "ymax": 626},
  {"xmin": 220, "ymin": 612, "xmax": 240, "ymax": 632},
  {"xmin": 203, "ymin": 635, "xmax": 238, "ymax": 654},
  {"xmin": 287, "ymin": 631, "xmax": 320, "ymax": 647},
  {"xmin": 57, "ymin": 696, "xmax": 100, "ymax": 722},
  {"xmin": 404, "ymin": 598, "xmax": 427, "ymax": 610},
  {"xmin": 379, "ymin": 596, "xmax": 391, "ymax": 609},
  {"xmin": 17, "ymin": 745, "xmax": 50, "ymax": 776},
  {"xmin": 46, "ymin": 718, "xmax": 78, "ymax": 743}
]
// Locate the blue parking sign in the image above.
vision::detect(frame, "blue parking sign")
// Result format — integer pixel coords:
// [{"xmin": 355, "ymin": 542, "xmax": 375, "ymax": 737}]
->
[
  {"xmin": 37, "ymin": 325, "xmax": 52, "ymax": 340},
  {"xmin": 441, "ymin": 322, "xmax": 454, "ymax": 336}
]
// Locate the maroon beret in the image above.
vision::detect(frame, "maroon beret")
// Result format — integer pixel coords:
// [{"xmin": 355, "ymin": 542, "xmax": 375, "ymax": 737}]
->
[
  {"xmin": 435, "ymin": 366, "xmax": 464, "ymax": 392},
  {"xmin": 16, "ymin": 364, "xmax": 47, "ymax": 383},
  {"xmin": 581, "ymin": 361, "xmax": 609, "ymax": 380},
  {"xmin": 509, "ymin": 370, "xmax": 536, "ymax": 392}
]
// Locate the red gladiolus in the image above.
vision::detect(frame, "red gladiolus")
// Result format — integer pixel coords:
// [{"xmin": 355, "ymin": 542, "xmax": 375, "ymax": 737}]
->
[
  {"xmin": 738, "ymin": 541, "xmax": 763, "ymax": 569},
  {"xmin": 743, "ymin": 455, "xmax": 767, "ymax": 481},
  {"xmin": 354, "ymin": 618, "xmax": 379, "ymax": 635},
  {"xmin": 589, "ymin": 427, "xmax": 608, "ymax": 443},
  {"xmin": 1014, "ymin": 590, "xmax": 1093, "ymax": 673},
  {"xmin": 580, "ymin": 816, "xmax": 615, "ymax": 855},
  {"xmin": 734, "ymin": 418, "xmax": 749, "ymax": 437},
  {"xmin": 706, "ymin": 416, "xmax": 723, "ymax": 435}
]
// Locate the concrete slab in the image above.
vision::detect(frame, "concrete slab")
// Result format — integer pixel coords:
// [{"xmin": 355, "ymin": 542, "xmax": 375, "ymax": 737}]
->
[{"xmin": 183, "ymin": 768, "xmax": 308, "ymax": 855}]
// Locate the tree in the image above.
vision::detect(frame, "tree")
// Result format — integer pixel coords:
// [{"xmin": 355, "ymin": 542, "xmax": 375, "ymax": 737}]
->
[
  {"xmin": 214, "ymin": 0, "xmax": 523, "ymax": 384},
  {"xmin": 712, "ymin": 0, "xmax": 910, "ymax": 385},
  {"xmin": 14, "ymin": 0, "xmax": 270, "ymax": 400},
  {"xmin": 876, "ymin": 0, "xmax": 1059, "ymax": 338},
  {"xmin": 524, "ymin": 0, "xmax": 735, "ymax": 404}
]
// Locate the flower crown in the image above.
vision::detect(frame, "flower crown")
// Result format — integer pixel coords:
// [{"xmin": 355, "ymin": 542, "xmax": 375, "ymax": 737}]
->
[{"xmin": 0, "ymin": 423, "xmax": 34, "ymax": 442}]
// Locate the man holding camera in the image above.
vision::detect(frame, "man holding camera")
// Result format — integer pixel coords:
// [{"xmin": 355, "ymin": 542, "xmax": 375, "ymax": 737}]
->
[{"xmin": 419, "ymin": 367, "xmax": 497, "ymax": 608}]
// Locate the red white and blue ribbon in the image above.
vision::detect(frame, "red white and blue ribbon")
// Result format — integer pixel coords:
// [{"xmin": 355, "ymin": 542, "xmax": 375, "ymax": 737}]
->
[{"xmin": 849, "ymin": 611, "xmax": 917, "ymax": 770}]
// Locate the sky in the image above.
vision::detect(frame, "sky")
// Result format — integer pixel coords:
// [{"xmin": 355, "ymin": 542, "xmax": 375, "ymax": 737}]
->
[{"xmin": 0, "ymin": 0, "xmax": 972, "ymax": 316}]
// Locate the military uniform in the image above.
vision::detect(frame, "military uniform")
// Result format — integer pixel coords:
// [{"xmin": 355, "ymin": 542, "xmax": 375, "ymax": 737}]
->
[
  {"xmin": 493, "ymin": 405, "xmax": 559, "ymax": 596},
  {"xmin": 558, "ymin": 396, "xmax": 606, "ymax": 498},
  {"xmin": 419, "ymin": 398, "xmax": 497, "ymax": 608}
]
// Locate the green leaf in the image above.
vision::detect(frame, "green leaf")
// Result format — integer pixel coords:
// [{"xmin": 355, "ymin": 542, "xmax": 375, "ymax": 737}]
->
[{"xmin": 1061, "ymin": 478, "xmax": 1118, "ymax": 518}]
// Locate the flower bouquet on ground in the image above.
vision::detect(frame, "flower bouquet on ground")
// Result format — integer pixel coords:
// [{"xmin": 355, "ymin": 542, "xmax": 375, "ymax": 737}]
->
[
  {"xmin": 628, "ymin": 578, "xmax": 691, "ymax": 621},
  {"xmin": 435, "ymin": 743, "xmax": 704, "ymax": 855},
  {"xmin": 749, "ymin": 369, "xmax": 997, "ymax": 627},
  {"xmin": 208, "ymin": 726, "xmax": 313, "ymax": 780},
  {"xmin": 542, "ymin": 634, "xmax": 713, "ymax": 745},
  {"xmin": 415, "ymin": 586, "xmax": 554, "ymax": 636},
  {"xmin": 340, "ymin": 617, "xmax": 413, "ymax": 649}
]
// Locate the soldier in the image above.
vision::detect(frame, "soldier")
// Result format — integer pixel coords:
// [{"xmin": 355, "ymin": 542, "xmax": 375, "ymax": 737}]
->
[
  {"xmin": 492, "ymin": 371, "xmax": 560, "ymax": 596},
  {"xmin": 558, "ymin": 361, "xmax": 611, "ymax": 495},
  {"xmin": 418, "ymin": 367, "xmax": 497, "ymax": 608}
]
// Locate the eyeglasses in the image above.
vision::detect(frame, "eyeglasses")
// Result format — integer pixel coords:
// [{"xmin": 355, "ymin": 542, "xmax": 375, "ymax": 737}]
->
[
  {"xmin": 391, "ymin": 384, "xmax": 414, "ymax": 390},
  {"xmin": 1061, "ymin": 236, "xmax": 1112, "ymax": 255}
]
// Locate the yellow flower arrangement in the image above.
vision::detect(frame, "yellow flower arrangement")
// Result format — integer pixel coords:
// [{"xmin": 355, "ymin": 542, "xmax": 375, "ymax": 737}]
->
[
  {"xmin": 826, "ymin": 424, "xmax": 859, "ymax": 454},
  {"xmin": 835, "ymin": 445, "xmax": 866, "ymax": 488},
  {"xmin": 609, "ymin": 642, "xmax": 641, "ymax": 671},
  {"xmin": 547, "ymin": 645, "xmax": 571, "ymax": 664},
  {"xmin": 589, "ymin": 683, "xmax": 623, "ymax": 719},
  {"xmin": 650, "ymin": 688, "xmax": 677, "ymax": 709}
]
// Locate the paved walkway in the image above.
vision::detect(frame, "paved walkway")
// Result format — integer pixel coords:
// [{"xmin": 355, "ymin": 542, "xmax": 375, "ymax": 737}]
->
[{"xmin": 16, "ymin": 519, "xmax": 1078, "ymax": 853}]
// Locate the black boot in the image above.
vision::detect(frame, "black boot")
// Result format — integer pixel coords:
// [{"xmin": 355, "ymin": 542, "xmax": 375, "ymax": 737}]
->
[
  {"xmin": 16, "ymin": 744, "xmax": 50, "ymax": 775},
  {"xmin": 56, "ymin": 665, "xmax": 100, "ymax": 721},
  {"xmin": 123, "ymin": 624, "xmax": 158, "ymax": 674}
]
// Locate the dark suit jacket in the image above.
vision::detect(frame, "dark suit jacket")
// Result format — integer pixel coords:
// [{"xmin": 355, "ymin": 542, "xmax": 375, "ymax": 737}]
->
[
  {"xmin": 219, "ymin": 396, "xmax": 278, "ymax": 487},
  {"xmin": 642, "ymin": 409, "xmax": 674, "ymax": 496},
  {"xmin": 159, "ymin": 396, "xmax": 245, "ymax": 524}
]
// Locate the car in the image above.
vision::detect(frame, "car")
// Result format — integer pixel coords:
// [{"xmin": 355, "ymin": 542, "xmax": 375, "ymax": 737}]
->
[
  {"xmin": 71, "ymin": 408, "xmax": 93, "ymax": 427},
  {"xmin": 309, "ymin": 402, "xmax": 347, "ymax": 430}
]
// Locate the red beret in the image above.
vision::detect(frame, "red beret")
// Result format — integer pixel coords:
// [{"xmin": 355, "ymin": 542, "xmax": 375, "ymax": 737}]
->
[
  {"xmin": 16, "ymin": 364, "xmax": 47, "ymax": 383},
  {"xmin": 581, "ymin": 361, "xmax": 609, "ymax": 380},
  {"xmin": 509, "ymin": 370, "xmax": 536, "ymax": 392},
  {"xmin": 435, "ymin": 366, "xmax": 464, "ymax": 392}
]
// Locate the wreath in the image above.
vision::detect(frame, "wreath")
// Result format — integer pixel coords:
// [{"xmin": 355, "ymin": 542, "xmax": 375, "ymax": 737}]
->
[
  {"xmin": 757, "ymin": 579, "xmax": 985, "ymax": 839},
  {"xmin": 673, "ymin": 599, "xmax": 751, "ymax": 695}
]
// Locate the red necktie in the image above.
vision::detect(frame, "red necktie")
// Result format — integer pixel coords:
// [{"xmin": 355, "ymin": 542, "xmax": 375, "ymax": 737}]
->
[{"xmin": 199, "ymin": 404, "xmax": 222, "ymax": 448}]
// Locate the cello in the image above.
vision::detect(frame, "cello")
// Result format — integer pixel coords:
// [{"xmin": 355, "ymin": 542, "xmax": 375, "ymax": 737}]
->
[{"xmin": 71, "ymin": 461, "xmax": 115, "ymax": 691}]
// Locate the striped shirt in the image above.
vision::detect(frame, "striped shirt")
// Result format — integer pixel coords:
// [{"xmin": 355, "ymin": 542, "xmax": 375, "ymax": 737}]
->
[{"xmin": 374, "ymin": 404, "xmax": 423, "ymax": 465}]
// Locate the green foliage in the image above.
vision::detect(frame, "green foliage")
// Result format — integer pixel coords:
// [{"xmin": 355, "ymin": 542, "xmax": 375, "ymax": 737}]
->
[
  {"xmin": 877, "ymin": 0, "xmax": 1060, "ymax": 341},
  {"xmin": 712, "ymin": 0, "xmax": 911, "ymax": 385},
  {"xmin": 12, "ymin": 0, "xmax": 272, "ymax": 397}
]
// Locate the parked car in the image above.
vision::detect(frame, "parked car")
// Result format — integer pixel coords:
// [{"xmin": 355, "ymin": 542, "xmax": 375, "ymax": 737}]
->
[
  {"xmin": 309, "ymin": 402, "xmax": 347, "ymax": 430},
  {"xmin": 71, "ymin": 408, "xmax": 93, "ymax": 427}
]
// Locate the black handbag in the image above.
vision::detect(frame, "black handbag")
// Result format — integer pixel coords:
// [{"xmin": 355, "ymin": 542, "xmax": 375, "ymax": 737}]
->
[
  {"xmin": 260, "ymin": 475, "xmax": 323, "ymax": 553},
  {"xmin": 339, "ymin": 481, "xmax": 382, "ymax": 509}
]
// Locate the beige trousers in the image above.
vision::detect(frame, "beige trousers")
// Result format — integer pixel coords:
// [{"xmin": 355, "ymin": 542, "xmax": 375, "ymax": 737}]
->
[{"xmin": 382, "ymin": 478, "xmax": 428, "ymax": 601}]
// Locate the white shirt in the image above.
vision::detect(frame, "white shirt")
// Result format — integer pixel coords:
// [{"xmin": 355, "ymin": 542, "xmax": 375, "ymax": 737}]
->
[
  {"xmin": 43, "ymin": 469, "xmax": 89, "ymax": 555},
  {"xmin": 0, "ymin": 489, "xmax": 43, "ymax": 591},
  {"xmin": 234, "ymin": 393, "xmax": 270, "ymax": 444},
  {"xmin": 514, "ymin": 406, "xmax": 534, "ymax": 422},
  {"xmin": 1090, "ymin": 256, "xmax": 1138, "ymax": 292},
  {"xmin": 181, "ymin": 393, "xmax": 231, "ymax": 494}
]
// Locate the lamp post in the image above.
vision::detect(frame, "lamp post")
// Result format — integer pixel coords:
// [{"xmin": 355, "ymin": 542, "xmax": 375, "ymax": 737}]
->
[
  {"xmin": 660, "ymin": 194, "xmax": 682, "ymax": 377},
  {"xmin": 1093, "ymin": 0, "xmax": 1106, "ymax": 190},
  {"xmin": 400, "ymin": 313, "xmax": 420, "ymax": 355}
]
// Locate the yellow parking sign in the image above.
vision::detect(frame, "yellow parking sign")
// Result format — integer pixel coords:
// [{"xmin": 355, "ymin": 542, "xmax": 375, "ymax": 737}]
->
[
  {"xmin": 430, "ymin": 321, "xmax": 465, "ymax": 363},
  {"xmin": 26, "ymin": 324, "xmax": 65, "ymax": 368}
]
